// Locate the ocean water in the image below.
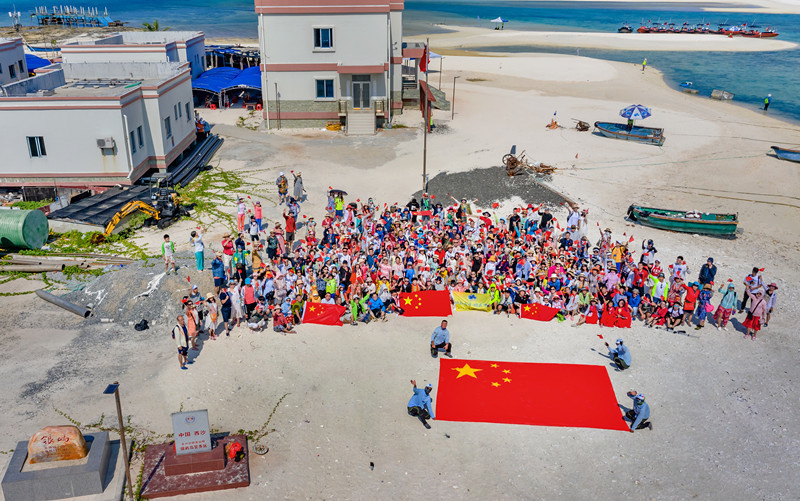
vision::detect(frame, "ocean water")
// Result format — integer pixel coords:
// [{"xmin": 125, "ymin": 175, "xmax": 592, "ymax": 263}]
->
[{"xmin": 11, "ymin": 0, "xmax": 800, "ymax": 123}]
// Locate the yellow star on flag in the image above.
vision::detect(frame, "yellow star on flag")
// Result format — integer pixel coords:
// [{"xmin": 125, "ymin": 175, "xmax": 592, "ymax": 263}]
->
[
  {"xmin": 452, "ymin": 363, "xmax": 482, "ymax": 379},
  {"xmin": 403, "ymin": 297, "xmax": 412, "ymax": 305},
  {"xmin": 524, "ymin": 305, "xmax": 531, "ymax": 311},
  {"xmin": 503, "ymin": 378, "xmax": 512, "ymax": 383},
  {"xmin": 490, "ymin": 363, "xmax": 499, "ymax": 368},
  {"xmin": 502, "ymin": 369, "xmax": 511, "ymax": 374},
  {"xmin": 309, "ymin": 306, "xmax": 316, "ymax": 312},
  {"xmin": 491, "ymin": 382, "xmax": 501, "ymax": 387}
]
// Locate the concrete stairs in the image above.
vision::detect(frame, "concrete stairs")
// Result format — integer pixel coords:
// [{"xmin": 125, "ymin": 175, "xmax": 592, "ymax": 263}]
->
[{"xmin": 346, "ymin": 110, "xmax": 376, "ymax": 136}]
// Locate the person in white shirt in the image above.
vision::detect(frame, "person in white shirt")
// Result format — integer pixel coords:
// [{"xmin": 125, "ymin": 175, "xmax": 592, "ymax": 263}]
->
[
  {"xmin": 320, "ymin": 292, "xmax": 336, "ymax": 305},
  {"xmin": 189, "ymin": 229, "xmax": 205, "ymax": 271}
]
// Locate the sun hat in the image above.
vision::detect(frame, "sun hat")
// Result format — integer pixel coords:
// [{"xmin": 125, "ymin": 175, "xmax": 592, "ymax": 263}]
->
[{"xmin": 768, "ymin": 283, "xmax": 778, "ymax": 289}]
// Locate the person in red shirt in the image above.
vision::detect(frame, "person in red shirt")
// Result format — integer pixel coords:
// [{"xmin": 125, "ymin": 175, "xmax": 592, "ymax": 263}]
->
[
  {"xmin": 273, "ymin": 308, "xmax": 296, "ymax": 334},
  {"xmin": 283, "ymin": 210, "xmax": 296, "ymax": 250},
  {"xmin": 221, "ymin": 233, "xmax": 235, "ymax": 277},
  {"xmin": 633, "ymin": 262, "xmax": 649, "ymax": 296},
  {"xmin": 681, "ymin": 281, "xmax": 701, "ymax": 327},
  {"xmin": 615, "ymin": 299, "xmax": 632, "ymax": 328}
]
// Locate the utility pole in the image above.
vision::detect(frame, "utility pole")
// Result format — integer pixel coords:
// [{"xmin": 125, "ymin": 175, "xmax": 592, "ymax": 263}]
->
[
  {"xmin": 422, "ymin": 37, "xmax": 429, "ymax": 193},
  {"xmin": 451, "ymin": 75, "xmax": 459, "ymax": 120},
  {"xmin": 274, "ymin": 82, "xmax": 281, "ymax": 130}
]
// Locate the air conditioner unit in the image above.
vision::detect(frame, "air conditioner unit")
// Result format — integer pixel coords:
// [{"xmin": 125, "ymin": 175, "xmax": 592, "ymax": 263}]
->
[{"xmin": 96, "ymin": 137, "xmax": 115, "ymax": 149}]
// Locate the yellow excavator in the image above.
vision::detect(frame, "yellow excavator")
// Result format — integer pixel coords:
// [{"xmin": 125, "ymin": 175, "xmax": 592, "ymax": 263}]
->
[{"xmin": 103, "ymin": 178, "xmax": 189, "ymax": 235}]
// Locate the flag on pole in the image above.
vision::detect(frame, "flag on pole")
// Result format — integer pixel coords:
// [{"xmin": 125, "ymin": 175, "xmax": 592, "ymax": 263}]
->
[
  {"xmin": 399, "ymin": 290, "xmax": 452, "ymax": 317},
  {"xmin": 302, "ymin": 302, "xmax": 346, "ymax": 326},
  {"xmin": 519, "ymin": 303, "xmax": 559, "ymax": 322},
  {"xmin": 420, "ymin": 45, "xmax": 428, "ymax": 73}
]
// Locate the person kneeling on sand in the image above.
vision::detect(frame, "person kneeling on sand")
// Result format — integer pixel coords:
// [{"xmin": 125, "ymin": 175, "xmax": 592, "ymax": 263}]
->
[
  {"xmin": 430, "ymin": 319, "xmax": 452, "ymax": 358},
  {"xmin": 407, "ymin": 380, "xmax": 435, "ymax": 424},
  {"xmin": 626, "ymin": 391, "xmax": 652, "ymax": 433},
  {"xmin": 605, "ymin": 338, "xmax": 631, "ymax": 370}
]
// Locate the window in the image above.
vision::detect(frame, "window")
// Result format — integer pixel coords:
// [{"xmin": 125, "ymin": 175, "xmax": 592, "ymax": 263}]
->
[
  {"xmin": 185, "ymin": 103, "xmax": 190, "ymax": 121},
  {"xmin": 27, "ymin": 136, "xmax": 46, "ymax": 157},
  {"xmin": 315, "ymin": 79, "xmax": 334, "ymax": 99},
  {"xmin": 130, "ymin": 131, "xmax": 136, "ymax": 153},
  {"xmin": 313, "ymin": 28, "xmax": 333, "ymax": 49},
  {"xmin": 137, "ymin": 126, "xmax": 144, "ymax": 148},
  {"xmin": 174, "ymin": 104, "xmax": 178, "ymax": 120},
  {"xmin": 9, "ymin": 65, "xmax": 16, "ymax": 79},
  {"xmin": 178, "ymin": 102, "xmax": 182, "ymax": 118},
  {"xmin": 164, "ymin": 117, "xmax": 172, "ymax": 139},
  {"xmin": 18, "ymin": 60, "xmax": 24, "ymax": 74},
  {"xmin": 0, "ymin": 65, "xmax": 3, "ymax": 74}
]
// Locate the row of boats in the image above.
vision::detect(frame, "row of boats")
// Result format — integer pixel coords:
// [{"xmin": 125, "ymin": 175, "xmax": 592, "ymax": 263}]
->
[{"xmin": 618, "ymin": 22, "xmax": 779, "ymax": 38}]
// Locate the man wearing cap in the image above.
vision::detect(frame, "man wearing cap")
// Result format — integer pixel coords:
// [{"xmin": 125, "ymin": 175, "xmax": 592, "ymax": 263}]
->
[
  {"xmin": 221, "ymin": 233, "xmax": 234, "ymax": 277},
  {"xmin": 626, "ymin": 391, "xmax": 652, "ymax": 432},
  {"xmin": 538, "ymin": 207, "xmax": 553, "ymax": 230},
  {"xmin": 698, "ymin": 258, "xmax": 717, "ymax": 285},
  {"xmin": 407, "ymin": 379, "xmax": 435, "ymax": 424},
  {"xmin": 430, "ymin": 320, "xmax": 452, "ymax": 358},
  {"xmin": 605, "ymin": 339, "xmax": 631, "ymax": 370},
  {"xmin": 212, "ymin": 252, "xmax": 226, "ymax": 294}
]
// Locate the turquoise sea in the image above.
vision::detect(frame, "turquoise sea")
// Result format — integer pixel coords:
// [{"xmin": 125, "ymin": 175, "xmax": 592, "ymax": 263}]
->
[{"xmin": 11, "ymin": 0, "xmax": 800, "ymax": 123}]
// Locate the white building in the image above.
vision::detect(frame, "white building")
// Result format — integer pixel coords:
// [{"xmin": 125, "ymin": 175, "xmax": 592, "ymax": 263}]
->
[
  {"xmin": 0, "ymin": 61, "xmax": 196, "ymax": 188},
  {"xmin": 0, "ymin": 38, "xmax": 27, "ymax": 86},
  {"xmin": 61, "ymin": 31, "xmax": 206, "ymax": 78},
  {"xmin": 256, "ymin": 0, "xmax": 404, "ymax": 130}
]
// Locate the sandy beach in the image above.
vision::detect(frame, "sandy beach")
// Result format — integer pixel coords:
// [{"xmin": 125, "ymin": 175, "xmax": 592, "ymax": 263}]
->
[
  {"xmin": 2, "ymin": 23, "xmax": 800, "ymax": 501},
  {"xmin": 408, "ymin": 25, "xmax": 798, "ymax": 52}
]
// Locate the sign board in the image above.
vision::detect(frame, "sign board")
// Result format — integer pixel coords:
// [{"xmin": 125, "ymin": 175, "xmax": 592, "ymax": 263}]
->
[{"xmin": 171, "ymin": 409, "xmax": 211, "ymax": 455}]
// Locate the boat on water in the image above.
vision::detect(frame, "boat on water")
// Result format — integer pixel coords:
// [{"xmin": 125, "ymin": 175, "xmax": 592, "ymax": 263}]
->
[
  {"xmin": 632, "ymin": 21, "xmax": 778, "ymax": 37},
  {"xmin": 593, "ymin": 122, "xmax": 665, "ymax": 146},
  {"xmin": 627, "ymin": 205, "xmax": 738, "ymax": 236},
  {"xmin": 618, "ymin": 23, "xmax": 632, "ymax": 33},
  {"xmin": 771, "ymin": 146, "xmax": 800, "ymax": 163}
]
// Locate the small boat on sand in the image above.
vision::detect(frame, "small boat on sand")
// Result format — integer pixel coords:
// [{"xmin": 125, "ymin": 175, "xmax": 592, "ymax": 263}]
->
[
  {"xmin": 593, "ymin": 122, "xmax": 665, "ymax": 146},
  {"xmin": 618, "ymin": 23, "xmax": 633, "ymax": 33},
  {"xmin": 771, "ymin": 146, "xmax": 800, "ymax": 163},
  {"xmin": 627, "ymin": 205, "xmax": 738, "ymax": 236}
]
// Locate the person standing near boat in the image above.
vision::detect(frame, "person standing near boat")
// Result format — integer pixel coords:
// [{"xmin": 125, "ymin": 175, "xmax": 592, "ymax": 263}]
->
[{"xmin": 763, "ymin": 94, "xmax": 771, "ymax": 111}]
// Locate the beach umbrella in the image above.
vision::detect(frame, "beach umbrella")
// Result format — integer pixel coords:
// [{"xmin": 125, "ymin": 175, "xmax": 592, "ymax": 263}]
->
[
  {"xmin": 619, "ymin": 104, "xmax": 652, "ymax": 120},
  {"xmin": 490, "ymin": 17, "xmax": 508, "ymax": 23}
]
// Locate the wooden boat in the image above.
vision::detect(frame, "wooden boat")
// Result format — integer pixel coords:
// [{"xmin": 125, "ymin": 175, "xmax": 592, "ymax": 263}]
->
[
  {"xmin": 593, "ymin": 122, "xmax": 665, "ymax": 146},
  {"xmin": 771, "ymin": 146, "xmax": 800, "ymax": 163},
  {"xmin": 627, "ymin": 205, "xmax": 738, "ymax": 236}
]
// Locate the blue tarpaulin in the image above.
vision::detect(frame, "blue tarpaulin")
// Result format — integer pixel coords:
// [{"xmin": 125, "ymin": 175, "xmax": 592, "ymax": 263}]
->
[
  {"xmin": 222, "ymin": 66, "xmax": 261, "ymax": 92},
  {"xmin": 25, "ymin": 53, "xmax": 51, "ymax": 71},
  {"xmin": 192, "ymin": 67, "xmax": 241, "ymax": 94}
]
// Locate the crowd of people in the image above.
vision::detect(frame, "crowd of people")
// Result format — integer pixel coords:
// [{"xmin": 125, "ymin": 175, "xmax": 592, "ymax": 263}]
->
[{"xmin": 168, "ymin": 186, "xmax": 779, "ymax": 429}]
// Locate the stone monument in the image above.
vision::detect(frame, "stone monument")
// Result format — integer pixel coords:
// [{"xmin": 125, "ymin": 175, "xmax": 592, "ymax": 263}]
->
[{"xmin": 27, "ymin": 426, "xmax": 89, "ymax": 464}]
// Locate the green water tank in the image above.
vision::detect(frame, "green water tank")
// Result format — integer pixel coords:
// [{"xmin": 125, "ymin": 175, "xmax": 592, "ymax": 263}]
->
[{"xmin": 0, "ymin": 209, "xmax": 50, "ymax": 249}]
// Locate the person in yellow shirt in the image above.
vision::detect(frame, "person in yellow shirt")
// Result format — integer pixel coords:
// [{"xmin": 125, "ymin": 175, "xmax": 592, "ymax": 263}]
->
[{"xmin": 611, "ymin": 242, "xmax": 626, "ymax": 273}]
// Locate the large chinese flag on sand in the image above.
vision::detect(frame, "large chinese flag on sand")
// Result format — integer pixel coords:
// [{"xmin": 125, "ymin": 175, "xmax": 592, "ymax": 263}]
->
[
  {"xmin": 435, "ymin": 359, "xmax": 629, "ymax": 431},
  {"xmin": 399, "ymin": 291, "xmax": 452, "ymax": 317},
  {"xmin": 519, "ymin": 303, "xmax": 560, "ymax": 322},
  {"xmin": 302, "ymin": 303, "xmax": 346, "ymax": 326}
]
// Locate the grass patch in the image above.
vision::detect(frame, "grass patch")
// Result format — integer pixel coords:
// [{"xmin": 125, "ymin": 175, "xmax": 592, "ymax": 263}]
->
[{"xmin": 11, "ymin": 199, "xmax": 52, "ymax": 210}]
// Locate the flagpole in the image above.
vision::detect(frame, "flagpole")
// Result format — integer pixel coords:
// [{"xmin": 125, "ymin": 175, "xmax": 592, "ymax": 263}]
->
[{"xmin": 422, "ymin": 37, "xmax": 429, "ymax": 193}]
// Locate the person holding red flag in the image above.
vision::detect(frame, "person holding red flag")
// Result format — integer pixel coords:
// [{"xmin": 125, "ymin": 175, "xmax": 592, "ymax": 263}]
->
[{"xmin": 605, "ymin": 338, "xmax": 631, "ymax": 370}]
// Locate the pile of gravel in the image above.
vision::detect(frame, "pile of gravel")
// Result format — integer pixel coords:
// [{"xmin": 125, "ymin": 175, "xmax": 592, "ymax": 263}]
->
[
  {"xmin": 61, "ymin": 251, "xmax": 215, "ymax": 328},
  {"xmin": 411, "ymin": 165, "xmax": 569, "ymax": 208}
]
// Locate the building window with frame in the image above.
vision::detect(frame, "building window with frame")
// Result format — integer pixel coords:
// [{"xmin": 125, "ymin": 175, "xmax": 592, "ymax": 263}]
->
[
  {"xmin": 315, "ymin": 79, "xmax": 334, "ymax": 99},
  {"xmin": 178, "ymin": 102, "xmax": 182, "ymax": 118},
  {"xmin": 18, "ymin": 60, "xmax": 24, "ymax": 74},
  {"xmin": 9, "ymin": 65, "xmax": 16, "ymax": 79},
  {"xmin": 27, "ymin": 136, "xmax": 46, "ymax": 158},
  {"xmin": 137, "ymin": 126, "xmax": 144, "ymax": 148},
  {"xmin": 0, "ymin": 65, "xmax": 3, "ymax": 74},
  {"xmin": 313, "ymin": 28, "xmax": 333, "ymax": 49},
  {"xmin": 165, "ymin": 117, "xmax": 172, "ymax": 139},
  {"xmin": 174, "ymin": 104, "xmax": 178, "ymax": 120},
  {"xmin": 130, "ymin": 131, "xmax": 137, "ymax": 153},
  {"xmin": 185, "ymin": 103, "xmax": 190, "ymax": 121}
]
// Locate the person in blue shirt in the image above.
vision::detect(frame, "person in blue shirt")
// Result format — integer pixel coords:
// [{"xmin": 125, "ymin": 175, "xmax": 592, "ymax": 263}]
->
[
  {"xmin": 430, "ymin": 319, "xmax": 452, "ymax": 358},
  {"xmin": 367, "ymin": 293, "xmax": 386, "ymax": 322},
  {"xmin": 698, "ymin": 257, "xmax": 717, "ymax": 285},
  {"xmin": 626, "ymin": 392, "xmax": 652, "ymax": 432},
  {"xmin": 605, "ymin": 338, "xmax": 631, "ymax": 370},
  {"xmin": 407, "ymin": 380, "xmax": 435, "ymax": 425}
]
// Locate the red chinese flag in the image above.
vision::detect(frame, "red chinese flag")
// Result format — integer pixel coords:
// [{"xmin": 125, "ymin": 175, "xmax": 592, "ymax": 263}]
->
[
  {"xmin": 399, "ymin": 290, "xmax": 452, "ymax": 317},
  {"xmin": 419, "ymin": 45, "xmax": 428, "ymax": 73},
  {"xmin": 519, "ymin": 303, "xmax": 559, "ymax": 322},
  {"xmin": 302, "ymin": 302, "xmax": 346, "ymax": 326},
  {"xmin": 436, "ymin": 359, "xmax": 629, "ymax": 431},
  {"xmin": 411, "ymin": 210, "xmax": 433, "ymax": 216}
]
